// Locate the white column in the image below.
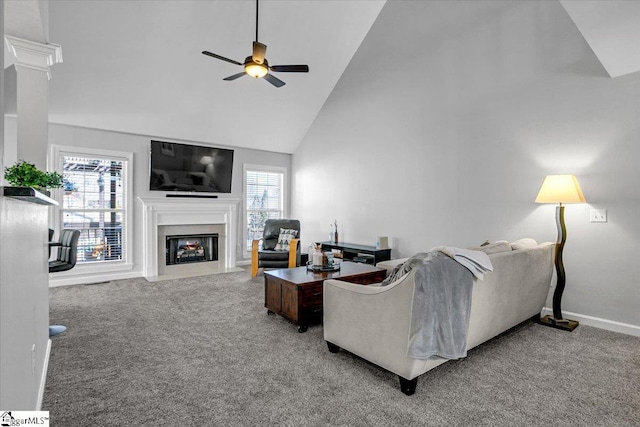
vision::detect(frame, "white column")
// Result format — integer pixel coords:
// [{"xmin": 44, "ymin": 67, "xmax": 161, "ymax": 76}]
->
[
  {"xmin": 4, "ymin": 35, "xmax": 62, "ymax": 170},
  {"xmin": 1, "ymin": 1, "xmax": 4, "ymax": 174}
]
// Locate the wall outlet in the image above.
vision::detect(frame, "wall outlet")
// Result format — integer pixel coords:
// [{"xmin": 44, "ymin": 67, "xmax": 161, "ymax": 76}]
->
[{"xmin": 590, "ymin": 208, "xmax": 607, "ymax": 223}]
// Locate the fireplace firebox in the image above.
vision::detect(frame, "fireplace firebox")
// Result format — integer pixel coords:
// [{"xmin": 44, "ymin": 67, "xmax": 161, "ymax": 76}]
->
[{"xmin": 166, "ymin": 233, "xmax": 219, "ymax": 265}]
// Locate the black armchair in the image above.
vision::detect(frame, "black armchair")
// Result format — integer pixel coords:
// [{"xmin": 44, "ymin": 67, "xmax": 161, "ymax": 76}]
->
[
  {"xmin": 49, "ymin": 229, "xmax": 81, "ymax": 273},
  {"xmin": 251, "ymin": 219, "xmax": 301, "ymax": 277}
]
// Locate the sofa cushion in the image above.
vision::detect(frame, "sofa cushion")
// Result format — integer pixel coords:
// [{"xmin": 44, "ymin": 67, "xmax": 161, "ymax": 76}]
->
[
  {"xmin": 258, "ymin": 250, "xmax": 290, "ymax": 261},
  {"xmin": 275, "ymin": 228, "xmax": 298, "ymax": 251}
]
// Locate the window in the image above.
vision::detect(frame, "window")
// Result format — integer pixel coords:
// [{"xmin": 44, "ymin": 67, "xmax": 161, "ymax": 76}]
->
[
  {"xmin": 53, "ymin": 146, "xmax": 132, "ymax": 268},
  {"xmin": 244, "ymin": 165, "xmax": 286, "ymax": 251}
]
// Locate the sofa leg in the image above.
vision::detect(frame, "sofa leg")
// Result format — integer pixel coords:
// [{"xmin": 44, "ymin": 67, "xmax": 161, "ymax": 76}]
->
[
  {"xmin": 399, "ymin": 376, "xmax": 418, "ymax": 396},
  {"xmin": 326, "ymin": 341, "xmax": 340, "ymax": 353}
]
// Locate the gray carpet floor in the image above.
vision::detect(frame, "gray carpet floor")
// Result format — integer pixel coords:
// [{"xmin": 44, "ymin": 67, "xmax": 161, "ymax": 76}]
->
[{"xmin": 44, "ymin": 268, "xmax": 640, "ymax": 426}]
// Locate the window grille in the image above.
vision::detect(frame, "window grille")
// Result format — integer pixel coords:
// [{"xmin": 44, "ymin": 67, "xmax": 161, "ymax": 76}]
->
[
  {"xmin": 245, "ymin": 169, "xmax": 284, "ymax": 251},
  {"xmin": 59, "ymin": 156, "xmax": 127, "ymax": 264}
]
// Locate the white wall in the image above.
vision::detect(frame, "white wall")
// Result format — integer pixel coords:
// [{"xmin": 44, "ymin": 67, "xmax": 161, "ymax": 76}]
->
[
  {"xmin": 3, "ymin": 70, "xmax": 17, "ymax": 170},
  {"xmin": 1, "ymin": 1, "xmax": 52, "ymax": 410},
  {"xmin": 1, "ymin": 0, "xmax": 4, "ymax": 173},
  {"xmin": 16, "ymin": 66, "xmax": 49, "ymax": 169},
  {"xmin": 292, "ymin": 1, "xmax": 640, "ymax": 328},
  {"xmin": 48, "ymin": 123, "xmax": 291, "ymax": 282},
  {"xmin": 0, "ymin": 196, "xmax": 51, "ymax": 409}
]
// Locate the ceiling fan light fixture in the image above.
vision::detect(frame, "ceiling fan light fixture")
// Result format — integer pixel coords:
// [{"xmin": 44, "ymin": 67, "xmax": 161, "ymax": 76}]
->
[
  {"xmin": 202, "ymin": 0, "xmax": 308, "ymax": 87},
  {"xmin": 245, "ymin": 62, "xmax": 268, "ymax": 79}
]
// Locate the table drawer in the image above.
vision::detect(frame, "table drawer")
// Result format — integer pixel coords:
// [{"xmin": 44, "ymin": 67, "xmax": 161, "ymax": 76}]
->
[
  {"xmin": 301, "ymin": 296, "xmax": 323, "ymax": 310},
  {"xmin": 300, "ymin": 284, "xmax": 322, "ymax": 298},
  {"xmin": 301, "ymin": 305, "xmax": 323, "ymax": 319}
]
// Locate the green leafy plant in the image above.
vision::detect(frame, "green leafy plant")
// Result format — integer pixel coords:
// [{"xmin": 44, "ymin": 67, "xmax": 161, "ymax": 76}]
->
[{"xmin": 3, "ymin": 160, "xmax": 64, "ymax": 190}]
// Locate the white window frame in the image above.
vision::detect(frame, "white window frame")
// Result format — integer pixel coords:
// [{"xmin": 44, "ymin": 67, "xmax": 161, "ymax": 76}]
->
[
  {"xmin": 243, "ymin": 163, "xmax": 288, "ymax": 255},
  {"xmin": 49, "ymin": 144, "xmax": 134, "ymax": 274}
]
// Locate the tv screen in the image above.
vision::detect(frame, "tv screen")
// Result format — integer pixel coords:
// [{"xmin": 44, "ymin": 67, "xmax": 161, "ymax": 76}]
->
[{"xmin": 149, "ymin": 140, "xmax": 234, "ymax": 193}]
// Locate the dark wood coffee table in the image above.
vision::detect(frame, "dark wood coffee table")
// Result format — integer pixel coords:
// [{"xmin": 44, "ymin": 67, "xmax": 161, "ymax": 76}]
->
[{"xmin": 264, "ymin": 261, "xmax": 387, "ymax": 332}]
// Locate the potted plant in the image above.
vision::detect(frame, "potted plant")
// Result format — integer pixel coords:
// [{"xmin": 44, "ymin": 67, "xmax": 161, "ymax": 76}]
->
[{"xmin": 4, "ymin": 160, "xmax": 65, "ymax": 194}]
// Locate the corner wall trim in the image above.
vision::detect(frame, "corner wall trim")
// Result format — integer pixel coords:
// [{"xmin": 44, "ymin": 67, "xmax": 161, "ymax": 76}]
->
[
  {"xmin": 542, "ymin": 307, "xmax": 640, "ymax": 337},
  {"xmin": 36, "ymin": 339, "xmax": 52, "ymax": 410}
]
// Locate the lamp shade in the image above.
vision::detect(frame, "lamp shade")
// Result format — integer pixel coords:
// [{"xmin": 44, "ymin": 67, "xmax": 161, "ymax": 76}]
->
[{"xmin": 535, "ymin": 174, "xmax": 586, "ymax": 204}]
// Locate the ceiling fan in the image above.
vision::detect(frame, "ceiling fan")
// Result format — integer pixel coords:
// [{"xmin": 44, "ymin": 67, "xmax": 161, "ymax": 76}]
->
[{"xmin": 202, "ymin": 0, "xmax": 309, "ymax": 88}]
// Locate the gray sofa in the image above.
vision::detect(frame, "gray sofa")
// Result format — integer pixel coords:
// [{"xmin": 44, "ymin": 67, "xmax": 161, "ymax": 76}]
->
[{"xmin": 323, "ymin": 242, "xmax": 554, "ymax": 395}]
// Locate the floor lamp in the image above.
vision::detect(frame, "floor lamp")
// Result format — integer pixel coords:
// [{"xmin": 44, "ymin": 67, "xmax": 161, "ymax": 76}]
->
[{"xmin": 535, "ymin": 174, "xmax": 585, "ymax": 332}]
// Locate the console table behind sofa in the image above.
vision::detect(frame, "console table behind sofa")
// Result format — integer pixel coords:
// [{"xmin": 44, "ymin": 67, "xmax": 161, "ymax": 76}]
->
[{"xmin": 319, "ymin": 241, "xmax": 391, "ymax": 265}]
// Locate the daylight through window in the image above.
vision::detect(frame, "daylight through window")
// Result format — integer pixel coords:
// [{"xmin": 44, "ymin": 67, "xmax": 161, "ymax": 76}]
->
[
  {"xmin": 245, "ymin": 168, "xmax": 284, "ymax": 251},
  {"xmin": 60, "ymin": 156, "xmax": 127, "ymax": 264}
]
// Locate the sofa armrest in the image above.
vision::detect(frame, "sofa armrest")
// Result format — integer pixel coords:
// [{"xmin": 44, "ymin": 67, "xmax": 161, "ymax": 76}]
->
[
  {"xmin": 251, "ymin": 239, "xmax": 260, "ymax": 277},
  {"xmin": 323, "ymin": 272, "xmax": 418, "ymax": 378},
  {"xmin": 288, "ymin": 238, "xmax": 299, "ymax": 268}
]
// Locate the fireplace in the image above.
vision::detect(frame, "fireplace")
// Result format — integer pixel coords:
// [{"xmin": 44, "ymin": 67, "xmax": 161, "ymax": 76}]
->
[
  {"xmin": 166, "ymin": 233, "xmax": 219, "ymax": 265},
  {"xmin": 138, "ymin": 197, "xmax": 240, "ymax": 279}
]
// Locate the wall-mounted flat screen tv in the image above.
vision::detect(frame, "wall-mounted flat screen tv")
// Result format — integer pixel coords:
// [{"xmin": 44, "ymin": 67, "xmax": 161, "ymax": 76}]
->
[{"xmin": 149, "ymin": 140, "xmax": 234, "ymax": 193}]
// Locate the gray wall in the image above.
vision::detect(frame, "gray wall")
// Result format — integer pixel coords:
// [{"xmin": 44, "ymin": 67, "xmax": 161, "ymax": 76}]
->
[
  {"xmin": 292, "ymin": 1, "xmax": 640, "ymax": 327},
  {"xmin": 49, "ymin": 123, "xmax": 291, "ymax": 280}
]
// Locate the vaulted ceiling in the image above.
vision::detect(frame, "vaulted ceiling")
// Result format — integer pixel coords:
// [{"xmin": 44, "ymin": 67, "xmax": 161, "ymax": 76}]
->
[
  {"xmin": 4, "ymin": 1, "xmax": 640, "ymax": 154},
  {"xmin": 560, "ymin": 0, "xmax": 640, "ymax": 78},
  {"xmin": 47, "ymin": 0, "xmax": 385, "ymax": 154}
]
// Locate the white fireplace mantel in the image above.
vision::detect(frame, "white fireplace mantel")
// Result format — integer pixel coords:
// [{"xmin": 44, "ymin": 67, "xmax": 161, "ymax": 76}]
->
[{"xmin": 138, "ymin": 197, "xmax": 241, "ymax": 278}]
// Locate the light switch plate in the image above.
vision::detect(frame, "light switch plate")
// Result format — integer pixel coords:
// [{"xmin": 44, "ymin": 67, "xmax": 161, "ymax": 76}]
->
[{"xmin": 590, "ymin": 208, "xmax": 607, "ymax": 223}]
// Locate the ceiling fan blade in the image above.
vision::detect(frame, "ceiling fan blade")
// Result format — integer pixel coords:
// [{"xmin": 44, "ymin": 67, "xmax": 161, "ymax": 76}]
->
[
  {"xmin": 223, "ymin": 72, "xmax": 246, "ymax": 81},
  {"xmin": 252, "ymin": 42, "xmax": 267, "ymax": 65},
  {"xmin": 264, "ymin": 73, "xmax": 286, "ymax": 88},
  {"xmin": 270, "ymin": 64, "xmax": 309, "ymax": 73},
  {"xmin": 202, "ymin": 51, "xmax": 242, "ymax": 66}
]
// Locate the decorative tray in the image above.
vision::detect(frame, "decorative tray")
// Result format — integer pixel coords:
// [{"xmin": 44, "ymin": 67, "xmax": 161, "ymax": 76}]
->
[{"xmin": 306, "ymin": 262, "xmax": 340, "ymax": 272}]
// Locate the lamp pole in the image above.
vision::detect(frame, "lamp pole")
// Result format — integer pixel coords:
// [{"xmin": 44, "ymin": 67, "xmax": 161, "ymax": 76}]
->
[
  {"xmin": 539, "ymin": 202, "xmax": 579, "ymax": 331},
  {"xmin": 553, "ymin": 203, "xmax": 566, "ymax": 320}
]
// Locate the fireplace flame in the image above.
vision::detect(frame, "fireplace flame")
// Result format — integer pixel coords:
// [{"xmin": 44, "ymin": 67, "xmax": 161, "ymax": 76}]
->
[{"xmin": 180, "ymin": 240, "xmax": 202, "ymax": 250}]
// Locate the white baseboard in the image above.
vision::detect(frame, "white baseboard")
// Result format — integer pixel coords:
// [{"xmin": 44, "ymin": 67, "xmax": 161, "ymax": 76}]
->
[
  {"xmin": 542, "ymin": 307, "xmax": 640, "ymax": 337},
  {"xmin": 49, "ymin": 270, "xmax": 140, "ymax": 287},
  {"xmin": 36, "ymin": 339, "xmax": 51, "ymax": 410}
]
